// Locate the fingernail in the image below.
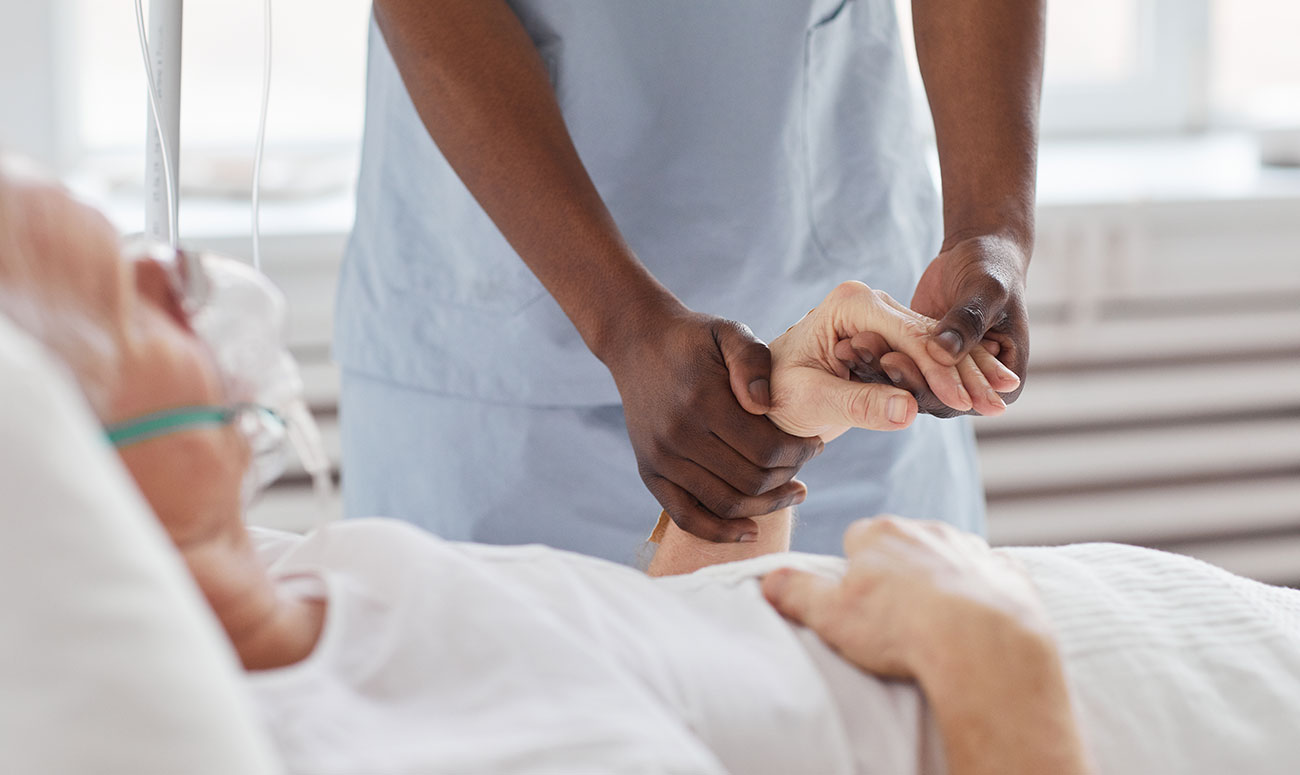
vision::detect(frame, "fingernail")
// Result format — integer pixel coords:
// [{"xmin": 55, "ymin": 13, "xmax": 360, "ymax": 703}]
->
[
  {"xmin": 854, "ymin": 347, "xmax": 874, "ymax": 364},
  {"xmin": 748, "ymin": 378, "xmax": 771, "ymax": 408},
  {"xmin": 998, "ymin": 361, "xmax": 1021, "ymax": 385},
  {"xmin": 937, "ymin": 330, "xmax": 963, "ymax": 356},
  {"xmin": 887, "ymin": 396, "xmax": 907, "ymax": 424},
  {"xmin": 885, "ymin": 367, "xmax": 903, "ymax": 384},
  {"xmin": 957, "ymin": 384, "xmax": 973, "ymax": 409},
  {"xmin": 738, "ymin": 532, "xmax": 759, "ymax": 543},
  {"xmin": 986, "ymin": 388, "xmax": 1006, "ymax": 409}
]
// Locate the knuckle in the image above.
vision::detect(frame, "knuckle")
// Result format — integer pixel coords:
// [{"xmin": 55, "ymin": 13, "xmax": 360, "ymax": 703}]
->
[
  {"xmin": 843, "ymin": 519, "xmax": 873, "ymax": 546},
  {"xmin": 899, "ymin": 315, "xmax": 929, "ymax": 338},
  {"xmin": 846, "ymin": 389, "xmax": 882, "ymax": 424},
  {"xmin": 709, "ymin": 495, "xmax": 743, "ymax": 520},
  {"xmin": 739, "ymin": 470, "xmax": 772, "ymax": 497},
  {"xmin": 950, "ymin": 303, "xmax": 988, "ymax": 334},
  {"xmin": 872, "ymin": 515, "xmax": 906, "ymax": 536},
  {"xmin": 754, "ymin": 443, "xmax": 786, "ymax": 470},
  {"xmin": 833, "ymin": 280, "xmax": 870, "ymax": 301}
]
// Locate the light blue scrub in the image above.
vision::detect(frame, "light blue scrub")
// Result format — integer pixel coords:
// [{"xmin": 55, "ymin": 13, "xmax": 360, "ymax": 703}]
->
[{"xmin": 337, "ymin": 0, "xmax": 986, "ymax": 564}]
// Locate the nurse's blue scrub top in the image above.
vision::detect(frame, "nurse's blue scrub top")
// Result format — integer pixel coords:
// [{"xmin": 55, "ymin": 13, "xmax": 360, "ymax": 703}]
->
[{"xmin": 336, "ymin": 0, "xmax": 986, "ymax": 554}]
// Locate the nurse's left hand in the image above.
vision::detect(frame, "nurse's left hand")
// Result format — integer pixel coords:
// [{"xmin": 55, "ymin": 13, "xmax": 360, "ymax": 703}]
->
[{"xmin": 909, "ymin": 233, "xmax": 1031, "ymax": 417}]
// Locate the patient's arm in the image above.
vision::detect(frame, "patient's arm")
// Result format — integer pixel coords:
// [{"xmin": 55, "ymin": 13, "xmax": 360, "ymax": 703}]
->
[
  {"xmin": 647, "ymin": 507, "xmax": 792, "ymax": 576},
  {"xmin": 763, "ymin": 518, "xmax": 1091, "ymax": 775}
]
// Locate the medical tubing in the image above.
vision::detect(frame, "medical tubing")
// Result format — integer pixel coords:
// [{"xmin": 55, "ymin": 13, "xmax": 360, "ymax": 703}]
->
[
  {"xmin": 105, "ymin": 406, "xmax": 235, "ymax": 448},
  {"xmin": 251, "ymin": 0, "xmax": 273, "ymax": 272},
  {"xmin": 134, "ymin": 0, "xmax": 179, "ymax": 248}
]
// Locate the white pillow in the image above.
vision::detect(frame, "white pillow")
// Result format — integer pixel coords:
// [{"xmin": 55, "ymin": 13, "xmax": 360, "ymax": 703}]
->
[{"xmin": 0, "ymin": 314, "xmax": 282, "ymax": 775}]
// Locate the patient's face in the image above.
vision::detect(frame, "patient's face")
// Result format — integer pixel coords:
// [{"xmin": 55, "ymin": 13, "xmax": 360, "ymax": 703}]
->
[{"xmin": 2, "ymin": 177, "xmax": 248, "ymax": 526}]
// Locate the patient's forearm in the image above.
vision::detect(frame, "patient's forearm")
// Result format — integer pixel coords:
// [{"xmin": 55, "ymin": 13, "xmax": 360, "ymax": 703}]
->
[
  {"xmin": 647, "ymin": 508, "xmax": 792, "ymax": 576},
  {"xmin": 921, "ymin": 617, "xmax": 1091, "ymax": 775}
]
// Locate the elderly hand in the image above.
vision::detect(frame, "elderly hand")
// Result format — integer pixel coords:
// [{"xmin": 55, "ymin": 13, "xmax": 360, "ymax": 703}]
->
[
  {"xmin": 760, "ymin": 516, "xmax": 1051, "ymax": 681},
  {"xmin": 764, "ymin": 282, "xmax": 1020, "ymax": 441},
  {"xmin": 905, "ymin": 234, "xmax": 1031, "ymax": 416}
]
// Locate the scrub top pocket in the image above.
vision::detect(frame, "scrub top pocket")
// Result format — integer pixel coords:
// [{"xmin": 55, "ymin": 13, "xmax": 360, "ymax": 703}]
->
[{"xmin": 802, "ymin": 0, "xmax": 939, "ymax": 280}]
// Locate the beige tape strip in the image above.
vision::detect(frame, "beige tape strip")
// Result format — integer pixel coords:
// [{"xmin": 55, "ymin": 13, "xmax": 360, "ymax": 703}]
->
[{"xmin": 648, "ymin": 509, "xmax": 672, "ymax": 544}]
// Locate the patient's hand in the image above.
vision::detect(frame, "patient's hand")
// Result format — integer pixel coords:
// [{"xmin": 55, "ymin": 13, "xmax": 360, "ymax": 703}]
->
[
  {"xmin": 761, "ymin": 517, "xmax": 1048, "ymax": 679},
  {"xmin": 762, "ymin": 518, "xmax": 1092, "ymax": 775},
  {"xmin": 766, "ymin": 282, "xmax": 1020, "ymax": 441}
]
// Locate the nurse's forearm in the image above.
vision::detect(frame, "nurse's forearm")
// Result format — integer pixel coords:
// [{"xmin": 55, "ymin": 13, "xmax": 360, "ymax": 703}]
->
[
  {"xmin": 911, "ymin": 0, "xmax": 1045, "ymax": 256},
  {"xmin": 647, "ymin": 508, "xmax": 793, "ymax": 576},
  {"xmin": 373, "ymin": 0, "xmax": 680, "ymax": 352}
]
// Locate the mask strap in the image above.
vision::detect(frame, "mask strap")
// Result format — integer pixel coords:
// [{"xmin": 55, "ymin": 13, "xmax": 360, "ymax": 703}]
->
[{"xmin": 105, "ymin": 405, "xmax": 237, "ymax": 448}]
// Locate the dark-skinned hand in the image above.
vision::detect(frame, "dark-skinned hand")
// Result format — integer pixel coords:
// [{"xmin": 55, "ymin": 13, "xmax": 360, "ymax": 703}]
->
[
  {"xmin": 839, "ymin": 235, "xmax": 1030, "ymax": 417},
  {"xmin": 605, "ymin": 310, "xmax": 823, "ymax": 543}
]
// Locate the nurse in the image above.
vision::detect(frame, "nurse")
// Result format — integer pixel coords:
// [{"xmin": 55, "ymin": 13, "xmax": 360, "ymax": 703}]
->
[{"xmin": 337, "ymin": 0, "xmax": 1045, "ymax": 562}]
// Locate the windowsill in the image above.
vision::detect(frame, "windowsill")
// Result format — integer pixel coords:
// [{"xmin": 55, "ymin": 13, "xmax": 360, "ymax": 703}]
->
[
  {"xmin": 68, "ymin": 131, "xmax": 1300, "ymax": 244},
  {"xmin": 1035, "ymin": 131, "xmax": 1300, "ymax": 208}
]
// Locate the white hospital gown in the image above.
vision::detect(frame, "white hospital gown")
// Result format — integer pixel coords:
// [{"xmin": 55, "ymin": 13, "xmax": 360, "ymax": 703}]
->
[{"xmin": 246, "ymin": 520, "xmax": 1300, "ymax": 775}]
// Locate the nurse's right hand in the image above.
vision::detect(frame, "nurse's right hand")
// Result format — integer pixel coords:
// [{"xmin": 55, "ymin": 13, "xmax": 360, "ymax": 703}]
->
[{"xmin": 605, "ymin": 310, "xmax": 823, "ymax": 543}]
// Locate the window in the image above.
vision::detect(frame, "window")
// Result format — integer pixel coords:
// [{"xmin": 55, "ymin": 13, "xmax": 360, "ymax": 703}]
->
[
  {"xmin": 1211, "ymin": 0, "xmax": 1300, "ymax": 126},
  {"xmin": 69, "ymin": 0, "xmax": 371, "ymax": 196},
  {"xmin": 897, "ymin": 0, "xmax": 1299, "ymax": 137}
]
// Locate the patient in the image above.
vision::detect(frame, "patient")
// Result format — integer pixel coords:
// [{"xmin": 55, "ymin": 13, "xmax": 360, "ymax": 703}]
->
[{"xmin": 5, "ymin": 168, "xmax": 1300, "ymax": 775}]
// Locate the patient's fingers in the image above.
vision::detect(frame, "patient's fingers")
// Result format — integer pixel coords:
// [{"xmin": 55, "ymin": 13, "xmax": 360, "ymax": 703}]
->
[
  {"xmin": 649, "ymin": 476, "xmax": 760, "ymax": 542},
  {"xmin": 762, "ymin": 567, "xmax": 839, "ymax": 631},
  {"xmin": 824, "ymin": 284, "xmax": 972, "ymax": 412},
  {"xmin": 957, "ymin": 353, "xmax": 1006, "ymax": 416},
  {"xmin": 809, "ymin": 369, "xmax": 916, "ymax": 431},
  {"xmin": 970, "ymin": 342, "xmax": 1020, "ymax": 392}
]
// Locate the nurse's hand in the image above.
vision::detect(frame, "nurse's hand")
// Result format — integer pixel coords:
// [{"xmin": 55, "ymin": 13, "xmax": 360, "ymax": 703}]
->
[
  {"xmin": 909, "ymin": 233, "xmax": 1031, "ymax": 417},
  {"xmin": 765, "ymin": 282, "xmax": 1019, "ymax": 441},
  {"xmin": 606, "ymin": 310, "xmax": 823, "ymax": 543}
]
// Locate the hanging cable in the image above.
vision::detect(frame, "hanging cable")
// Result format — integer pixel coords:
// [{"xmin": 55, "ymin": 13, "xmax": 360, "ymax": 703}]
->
[
  {"xmin": 251, "ymin": 0, "xmax": 273, "ymax": 271},
  {"xmin": 134, "ymin": 0, "xmax": 178, "ymax": 248}
]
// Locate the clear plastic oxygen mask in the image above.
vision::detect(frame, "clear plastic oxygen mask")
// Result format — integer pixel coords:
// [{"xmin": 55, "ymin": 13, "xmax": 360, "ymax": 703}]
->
[{"xmin": 104, "ymin": 240, "xmax": 333, "ymax": 517}]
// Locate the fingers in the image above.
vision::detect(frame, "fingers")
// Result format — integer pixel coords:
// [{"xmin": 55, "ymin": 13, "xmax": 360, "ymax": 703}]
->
[
  {"xmin": 842, "ymin": 342, "xmax": 1011, "ymax": 419},
  {"xmin": 822, "ymin": 284, "xmax": 973, "ymax": 412},
  {"xmin": 970, "ymin": 342, "xmax": 1020, "ymax": 393},
  {"xmin": 649, "ymin": 476, "xmax": 760, "ymax": 543},
  {"xmin": 665, "ymin": 457, "xmax": 809, "ymax": 520},
  {"xmin": 692, "ymin": 431, "xmax": 805, "ymax": 497},
  {"xmin": 713, "ymin": 411, "xmax": 824, "ymax": 470},
  {"xmin": 761, "ymin": 568, "xmax": 839, "ymax": 630},
  {"xmin": 926, "ymin": 282, "xmax": 1008, "ymax": 366},
  {"xmin": 957, "ymin": 352, "xmax": 1006, "ymax": 416},
  {"xmin": 717, "ymin": 320, "xmax": 774, "ymax": 415},
  {"xmin": 806, "ymin": 370, "xmax": 917, "ymax": 431}
]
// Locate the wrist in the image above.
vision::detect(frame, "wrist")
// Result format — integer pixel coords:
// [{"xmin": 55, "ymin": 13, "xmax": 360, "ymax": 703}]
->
[
  {"xmin": 913, "ymin": 603, "xmax": 1057, "ymax": 700},
  {"xmin": 941, "ymin": 211, "xmax": 1035, "ymax": 263},
  {"xmin": 938, "ymin": 230, "xmax": 1034, "ymax": 279},
  {"xmin": 648, "ymin": 507, "xmax": 794, "ymax": 577},
  {"xmin": 589, "ymin": 289, "xmax": 689, "ymax": 369}
]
